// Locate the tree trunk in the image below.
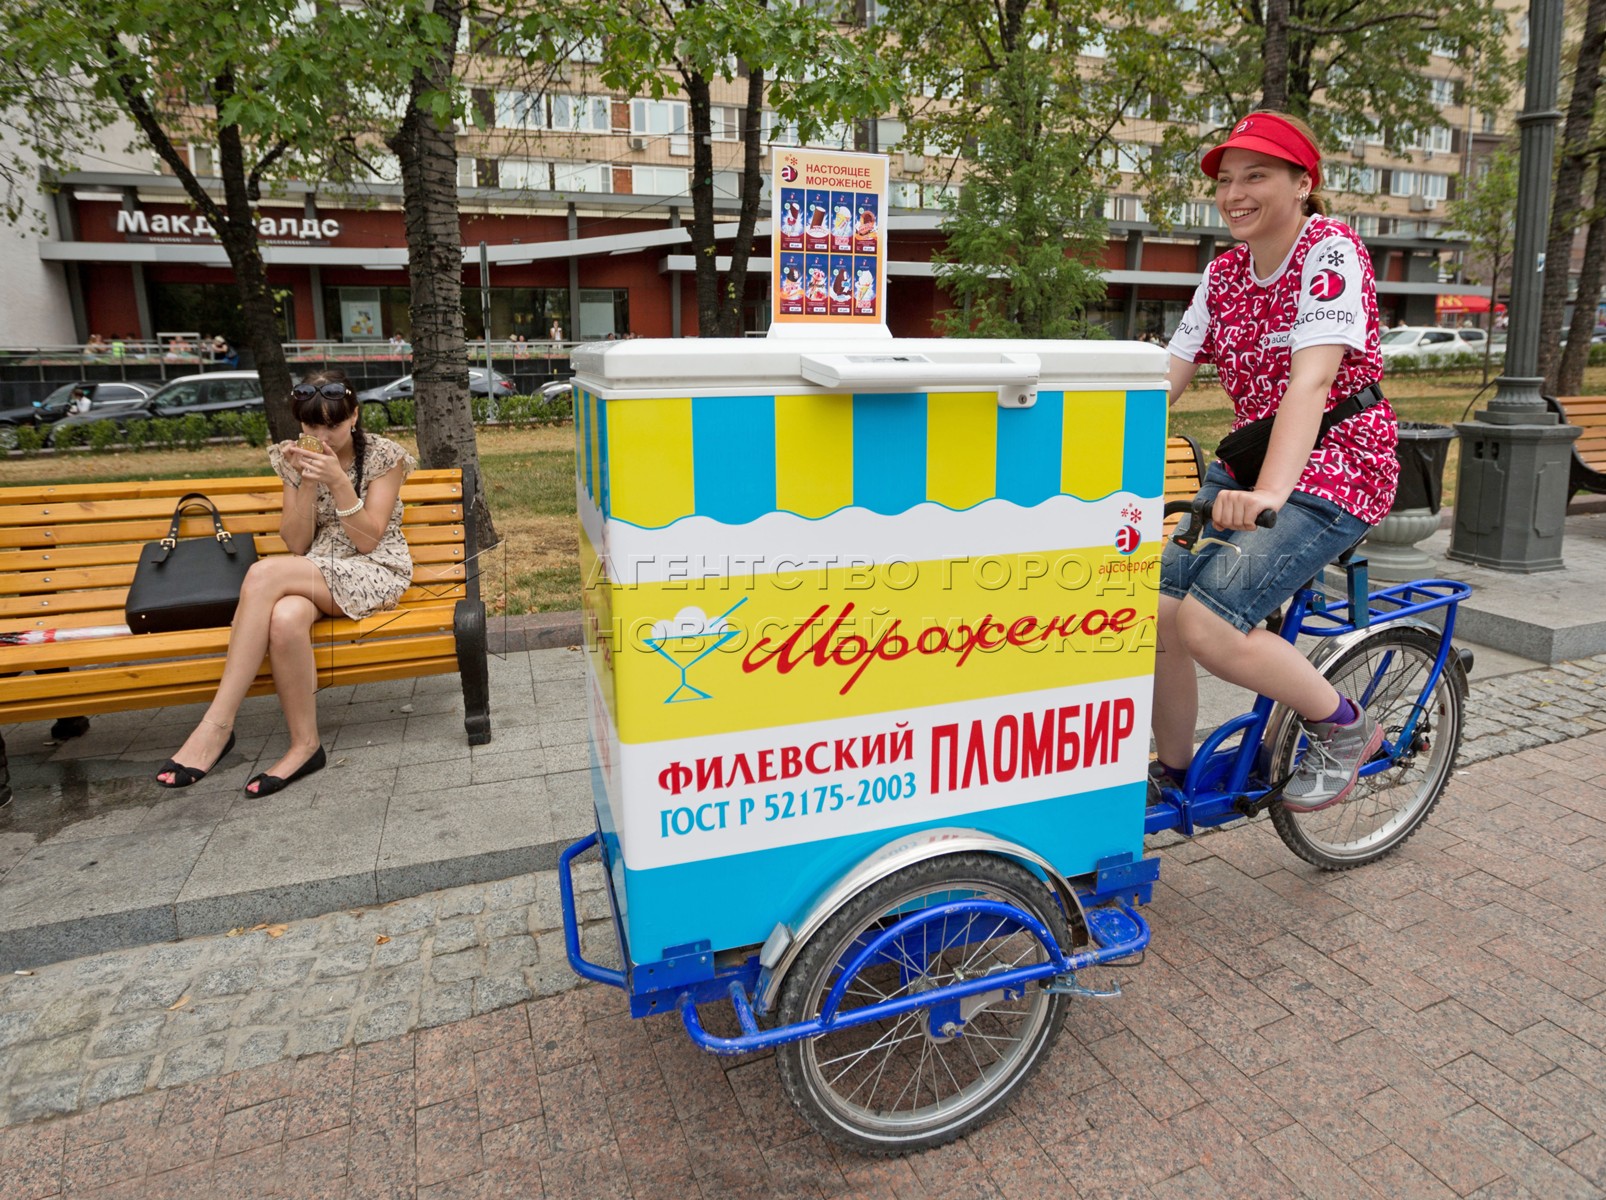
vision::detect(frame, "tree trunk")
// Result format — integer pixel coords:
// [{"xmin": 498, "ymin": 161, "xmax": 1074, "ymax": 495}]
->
[
  {"xmin": 685, "ymin": 73, "xmax": 724, "ymax": 337},
  {"xmin": 716, "ymin": 66, "xmax": 768, "ymax": 337},
  {"xmin": 1558, "ymin": 176, "xmax": 1606, "ymax": 394},
  {"xmin": 1260, "ymin": 0, "xmax": 1291, "ymax": 111},
  {"xmin": 115, "ymin": 60, "xmax": 297, "ymax": 439},
  {"xmin": 387, "ymin": 0, "xmax": 498, "ymax": 549},
  {"xmin": 1540, "ymin": 0, "xmax": 1606, "ymax": 388}
]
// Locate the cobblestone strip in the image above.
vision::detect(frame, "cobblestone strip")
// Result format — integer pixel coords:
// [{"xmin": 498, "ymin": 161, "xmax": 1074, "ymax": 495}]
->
[
  {"xmin": 0, "ymin": 865, "xmax": 616, "ymax": 1127},
  {"xmin": 1459, "ymin": 654, "xmax": 1606, "ymax": 764}
]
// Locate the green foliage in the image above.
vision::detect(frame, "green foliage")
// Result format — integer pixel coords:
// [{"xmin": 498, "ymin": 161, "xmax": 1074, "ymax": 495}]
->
[
  {"xmin": 123, "ymin": 419, "xmax": 150, "ymax": 452},
  {"xmin": 88, "ymin": 420, "xmax": 121, "ymax": 453},
  {"xmin": 51, "ymin": 422, "xmax": 85, "ymax": 451},
  {"xmin": 211, "ymin": 411, "xmax": 243, "ymax": 440},
  {"xmin": 145, "ymin": 418, "xmax": 178, "ymax": 450},
  {"xmin": 1163, "ymin": 1, "xmax": 1512, "ymax": 163},
  {"xmin": 882, "ymin": 0, "xmax": 1179, "ymax": 333},
  {"xmin": 178, "ymin": 413, "xmax": 210, "ymax": 450},
  {"xmin": 470, "ymin": 395, "xmax": 492, "ymax": 425},
  {"xmin": 15, "ymin": 425, "xmax": 43, "ymax": 456},
  {"xmin": 240, "ymin": 412, "xmax": 269, "ymax": 447},
  {"xmin": 388, "ymin": 398, "xmax": 417, "ymax": 429},
  {"xmin": 361, "ymin": 404, "xmax": 390, "ymax": 433},
  {"xmin": 1590, "ymin": 342, "xmax": 1606, "ymax": 367}
]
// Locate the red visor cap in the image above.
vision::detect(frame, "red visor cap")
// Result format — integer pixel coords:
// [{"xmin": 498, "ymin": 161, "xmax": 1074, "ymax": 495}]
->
[{"xmin": 1201, "ymin": 113, "xmax": 1321, "ymax": 190}]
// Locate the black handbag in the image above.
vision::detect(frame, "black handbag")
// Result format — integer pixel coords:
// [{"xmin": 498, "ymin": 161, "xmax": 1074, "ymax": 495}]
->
[
  {"xmin": 125, "ymin": 493, "xmax": 259, "ymax": 634},
  {"xmin": 1215, "ymin": 382, "xmax": 1386, "ymax": 488}
]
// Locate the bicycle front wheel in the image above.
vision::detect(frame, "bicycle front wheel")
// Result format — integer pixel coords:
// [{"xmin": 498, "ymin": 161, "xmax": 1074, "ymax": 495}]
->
[{"xmin": 1268, "ymin": 625, "xmax": 1464, "ymax": 869}]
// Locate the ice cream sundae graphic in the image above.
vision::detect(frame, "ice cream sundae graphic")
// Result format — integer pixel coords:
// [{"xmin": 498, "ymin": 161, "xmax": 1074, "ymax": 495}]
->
[
  {"xmin": 647, "ymin": 601, "xmax": 746, "ymax": 703},
  {"xmin": 854, "ymin": 269, "xmax": 876, "ymax": 312}
]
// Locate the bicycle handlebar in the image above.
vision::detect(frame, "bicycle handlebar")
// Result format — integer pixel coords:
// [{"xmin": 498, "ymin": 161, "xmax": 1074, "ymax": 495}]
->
[{"xmin": 1166, "ymin": 497, "xmax": 1276, "ymax": 552}]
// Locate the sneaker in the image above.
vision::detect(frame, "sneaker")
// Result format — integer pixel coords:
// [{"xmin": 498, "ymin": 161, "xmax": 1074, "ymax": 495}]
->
[
  {"xmin": 1282, "ymin": 706, "xmax": 1384, "ymax": 813},
  {"xmin": 1147, "ymin": 760, "xmax": 1183, "ymax": 803}
]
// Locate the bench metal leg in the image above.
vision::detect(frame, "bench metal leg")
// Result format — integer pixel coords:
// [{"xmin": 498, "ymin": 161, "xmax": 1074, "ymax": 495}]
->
[
  {"xmin": 454, "ymin": 598, "xmax": 492, "ymax": 746},
  {"xmin": 0, "ymin": 731, "xmax": 10, "ymax": 810}
]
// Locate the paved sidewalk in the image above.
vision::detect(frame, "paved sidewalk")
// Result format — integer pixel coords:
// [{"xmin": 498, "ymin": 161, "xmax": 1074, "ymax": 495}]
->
[{"xmin": 2, "ymin": 734, "xmax": 1603, "ymax": 1198}]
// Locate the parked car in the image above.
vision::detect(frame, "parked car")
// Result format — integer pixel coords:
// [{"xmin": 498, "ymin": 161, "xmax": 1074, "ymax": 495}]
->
[
  {"xmin": 357, "ymin": 368, "xmax": 515, "ymax": 423},
  {"xmin": 1378, "ymin": 326, "xmax": 1489, "ymax": 364},
  {"xmin": 46, "ymin": 371, "xmax": 262, "ymax": 444},
  {"xmin": 0, "ymin": 380, "xmax": 157, "ymax": 447}
]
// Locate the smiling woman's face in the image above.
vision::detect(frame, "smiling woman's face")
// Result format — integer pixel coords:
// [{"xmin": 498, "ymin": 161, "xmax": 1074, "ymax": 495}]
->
[{"xmin": 1214, "ymin": 147, "xmax": 1308, "ymax": 243}]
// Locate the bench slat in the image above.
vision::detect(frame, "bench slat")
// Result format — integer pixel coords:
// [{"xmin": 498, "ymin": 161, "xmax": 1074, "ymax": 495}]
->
[
  {"xmin": 5, "ymin": 606, "xmax": 460, "ymax": 672},
  {"xmin": 0, "ymin": 653, "xmax": 462, "ymax": 723},
  {"xmin": 0, "ymin": 484, "xmax": 467, "ymax": 527},
  {"xmin": 0, "ymin": 632, "xmax": 461, "ymax": 706},
  {"xmin": 0, "ymin": 526, "xmax": 466, "ymax": 572},
  {"xmin": 0, "ymin": 553, "xmax": 468, "ymax": 597},
  {"xmin": 0, "ymin": 470, "xmax": 461, "ymax": 504},
  {"xmin": 0, "ymin": 503, "xmax": 465, "ymax": 548},
  {"xmin": 0, "ymin": 582, "xmax": 466, "ymax": 628}
]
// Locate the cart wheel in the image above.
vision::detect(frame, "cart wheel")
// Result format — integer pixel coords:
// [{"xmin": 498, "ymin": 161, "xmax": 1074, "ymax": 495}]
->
[
  {"xmin": 1269, "ymin": 625, "xmax": 1464, "ymax": 870},
  {"xmin": 775, "ymin": 853, "xmax": 1070, "ymax": 1156}
]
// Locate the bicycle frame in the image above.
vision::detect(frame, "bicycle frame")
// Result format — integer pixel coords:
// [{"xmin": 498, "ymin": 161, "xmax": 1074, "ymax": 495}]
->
[{"xmin": 1146, "ymin": 558, "xmax": 1472, "ymax": 838}]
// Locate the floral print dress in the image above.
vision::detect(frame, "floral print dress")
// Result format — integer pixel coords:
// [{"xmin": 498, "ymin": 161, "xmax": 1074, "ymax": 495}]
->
[{"xmin": 266, "ymin": 434, "xmax": 416, "ymax": 619}]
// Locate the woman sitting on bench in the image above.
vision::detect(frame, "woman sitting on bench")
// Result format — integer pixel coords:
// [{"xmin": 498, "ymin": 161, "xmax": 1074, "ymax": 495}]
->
[{"xmin": 156, "ymin": 369, "xmax": 415, "ymax": 795}]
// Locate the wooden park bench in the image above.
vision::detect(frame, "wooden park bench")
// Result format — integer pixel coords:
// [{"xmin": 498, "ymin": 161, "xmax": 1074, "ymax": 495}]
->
[
  {"xmin": 1546, "ymin": 395, "xmax": 1606, "ymax": 503},
  {"xmin": 1165, "ymin": 433, "xmax": 1208, "ymax": 536},
  {"xmin": 0, "ymin": 469, "xmax": 490, "ymax": 804}
]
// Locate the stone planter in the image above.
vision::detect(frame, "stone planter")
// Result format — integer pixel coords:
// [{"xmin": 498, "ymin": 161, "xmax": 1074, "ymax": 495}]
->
[{"xmin": 1363, "ymin": 422, "xmax": 1456, "ymax": 581}]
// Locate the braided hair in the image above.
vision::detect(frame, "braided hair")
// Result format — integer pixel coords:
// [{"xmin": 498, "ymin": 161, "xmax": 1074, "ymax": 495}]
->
[{"xmin": 291, "ymin": 368, "xmax": 366, "ymax": 496}]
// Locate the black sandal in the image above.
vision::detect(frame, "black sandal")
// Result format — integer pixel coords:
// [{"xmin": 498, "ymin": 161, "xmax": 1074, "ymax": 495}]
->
[
  {"xmin": 155, "ymin": 732, "xmax": 236, "ymax": 789},
  {"xmin": 245, "ymin": 745, "xmax": 326, "ymax": 797}
]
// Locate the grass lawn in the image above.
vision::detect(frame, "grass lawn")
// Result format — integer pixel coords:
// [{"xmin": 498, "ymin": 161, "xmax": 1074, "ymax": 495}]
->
[{"xmin": 6, "ymin": 363, "xmax": 1598, "ymax": 615}]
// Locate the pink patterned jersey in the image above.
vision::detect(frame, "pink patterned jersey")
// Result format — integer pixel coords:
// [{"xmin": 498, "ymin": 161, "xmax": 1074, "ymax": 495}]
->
[{"xmin": 1168, "ymin": 214, "xmax": 1398, "ymax": 525}]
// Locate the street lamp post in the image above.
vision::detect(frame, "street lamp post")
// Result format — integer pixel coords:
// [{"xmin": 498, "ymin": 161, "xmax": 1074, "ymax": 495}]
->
[{"xmin": 1447, "ymin": 0, "xmax": 1581, "ymax": 571}]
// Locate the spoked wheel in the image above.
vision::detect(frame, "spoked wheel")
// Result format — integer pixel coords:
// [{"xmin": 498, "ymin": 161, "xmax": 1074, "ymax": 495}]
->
[
  {"xmin": 1269, "ymin": 625, "xmax": 1464, "ymax": 869},
  {"xmin": 775, "ymin": 853, "xmax": 1070, "ymax": 1156}
]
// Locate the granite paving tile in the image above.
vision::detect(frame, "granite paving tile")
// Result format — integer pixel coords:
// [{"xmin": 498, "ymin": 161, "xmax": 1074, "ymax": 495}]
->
[{"xmin": 415, "ymin": 1094, "xmax": 483, "ymax": 1187}]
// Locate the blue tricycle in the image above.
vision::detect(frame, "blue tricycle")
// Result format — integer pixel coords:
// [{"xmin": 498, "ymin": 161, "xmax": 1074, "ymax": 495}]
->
[{"xmin": 560, "ymin": 503, "xmax": 1471, "ymax": 1155}]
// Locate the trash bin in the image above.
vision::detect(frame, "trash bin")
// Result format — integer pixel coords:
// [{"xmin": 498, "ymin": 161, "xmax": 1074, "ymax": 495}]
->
[
  {"xmin": 570, "ymin": 336, "xmax": 1169, "ymax": 987},
  {"xmin": 1393, "ymin": 421, "xmax": 1455, "ymax": 514},
  {"xmin": 1363, "ymin": 421, "xmax": 1456, "ymax": 580}
]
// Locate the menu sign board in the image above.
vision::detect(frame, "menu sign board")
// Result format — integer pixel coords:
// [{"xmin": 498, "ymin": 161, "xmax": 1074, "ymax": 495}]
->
[{"xmin": 772, "ymin": 147, "xmax": 889, "ymax": 330}]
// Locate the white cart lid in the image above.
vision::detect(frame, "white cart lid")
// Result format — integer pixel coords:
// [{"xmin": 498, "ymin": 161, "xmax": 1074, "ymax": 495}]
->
[{"xmin": 572, "ymin": 336, "xmax": 1168, "ymax": 399}]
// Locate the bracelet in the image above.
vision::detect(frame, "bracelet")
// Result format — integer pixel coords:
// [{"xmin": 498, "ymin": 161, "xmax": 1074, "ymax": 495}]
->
[{"xmin": 335, "ymin": 497, "xmax": 364, "ymax": 517}]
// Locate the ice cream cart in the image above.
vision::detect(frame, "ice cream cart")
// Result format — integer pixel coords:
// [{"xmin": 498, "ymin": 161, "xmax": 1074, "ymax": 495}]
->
[{"xmin": 558, "ymin": 336, "xmax": 1170, "ymax": 1153}]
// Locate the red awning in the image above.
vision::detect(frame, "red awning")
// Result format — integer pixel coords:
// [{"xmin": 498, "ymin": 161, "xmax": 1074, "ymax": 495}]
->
[{"xmin": 1436, "ymin": 294, "xmax": 1492, "ymax": 313}]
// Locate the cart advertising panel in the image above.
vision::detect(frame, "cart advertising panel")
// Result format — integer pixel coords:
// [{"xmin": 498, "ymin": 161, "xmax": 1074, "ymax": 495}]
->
[
  {"xmin": 772, "ymin": 148, "xmax": 888, "ymax": 331},
  {"xmin": 571, "ymin": 338, "xmax": 1169, "ymax": 977}
]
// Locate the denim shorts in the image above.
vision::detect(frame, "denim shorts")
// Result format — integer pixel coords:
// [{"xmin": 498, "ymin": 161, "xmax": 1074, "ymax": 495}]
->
[{"xmin": 1159, "ymin": 463, "xmax": 1370, "ymax": 633}]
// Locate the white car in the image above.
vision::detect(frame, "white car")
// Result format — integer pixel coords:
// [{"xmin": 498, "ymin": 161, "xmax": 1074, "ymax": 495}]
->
[{"xmin": 1378, "ymin": 326, "xmax": 1489, "ymax": 363}]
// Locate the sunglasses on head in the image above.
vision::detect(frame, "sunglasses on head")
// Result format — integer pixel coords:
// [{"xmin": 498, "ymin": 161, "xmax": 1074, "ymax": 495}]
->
[{"xmin": 292, "ymin": 382, "xmax": 352, "ymax": 401}]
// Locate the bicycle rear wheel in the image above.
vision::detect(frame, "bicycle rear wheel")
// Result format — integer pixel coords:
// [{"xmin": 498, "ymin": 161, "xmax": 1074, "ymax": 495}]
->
[
  {"xmin": 1268, "ymin": 625, "xmax": 1463, "ymax": 869},
  {"xmin": 774, "ymin": 854, "xmax": 1069, "ymax": 1156}
]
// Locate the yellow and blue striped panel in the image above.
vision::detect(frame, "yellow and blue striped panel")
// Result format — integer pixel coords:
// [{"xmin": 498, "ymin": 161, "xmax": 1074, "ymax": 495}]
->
[{"xmin": 596, "ymin": 388, "xmax": 1166, "ymax": 528}]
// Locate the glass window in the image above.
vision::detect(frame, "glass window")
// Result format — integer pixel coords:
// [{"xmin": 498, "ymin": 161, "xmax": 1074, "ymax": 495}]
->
[
  {"xmin": 554, "ymin": 162, "xmax": 611, "ymax": 192},
  {"xmin": 890, "ymin": 181, "xmax": 923, "ymax": 207},
  {"xmin": 496, "ymin": 90, "xmax": 545, "ymax": 130},
  {"xmin": 1424, "ymin": 331, "xmax": 1454, "ymax": 344},
  {"xmin": 1460, "ymin": 329, "xmax": 1486, "ymax": 343},
  {"xmin": 457, "ymin": 157, "xmax": 477, "ymax": 188},
  {"xmin": 1391, "ymin": 170, "xmax": 1418, "ymax": 197},
  {"xmin": 1430, "ymin": 79, "xmax": 1455, "ymax": 106},
  {"xmin": 631, "ymin": 99, "xmax": 688, "ymax": 154},
  {"xmin": 551, "ymin": 95, "xmax": 611, "ymax": 133},
  {"xmin": 189, "ymin": 144, "xmax": 216, "ymax": 176},
  {"xmin": 498, "ymin": 158, "xmax": 551, "ymax": 189},
  {"xmin": 763, "ymin": 111, "xmax": 800, "ymax": 146},
  {"xmin": 1424, "ymin": 174, "xmax": 1449, "ymax": 201},
  {"xmin": 632, "ymin": 165, "xmax": 689, "ymax": 195},
  {"xmin": 156, "ymin": 382, "xmax": 202, "ymax": 408}
]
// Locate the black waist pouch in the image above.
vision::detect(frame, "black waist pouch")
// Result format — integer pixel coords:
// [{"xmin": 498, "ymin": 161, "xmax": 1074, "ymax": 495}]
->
[{"xmin": 1216, "ymin": 382, "xmax": 1386, "ymax": 488}]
